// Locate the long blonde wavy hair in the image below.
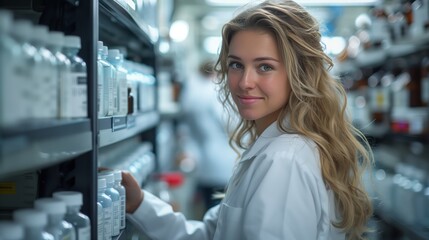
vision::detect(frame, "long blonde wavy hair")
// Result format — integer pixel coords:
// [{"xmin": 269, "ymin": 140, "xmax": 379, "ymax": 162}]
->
[{"xmin": 214, "ymin": 0, "xmax": 373, "ymax": 239}]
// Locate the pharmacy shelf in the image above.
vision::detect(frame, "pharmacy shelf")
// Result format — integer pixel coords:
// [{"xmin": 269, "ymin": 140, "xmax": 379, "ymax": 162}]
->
[
  {"xmin": 98, "ymin": 111, "xmax": 159, "ymax": 148},
  {"xmin": 0, "ymin": 119, "xmax": 92, "ymax": 179},
  {"xmin": 99, "ymin": 0, "xmax": 156, "ymax": 61},
  {"xmin": 375, "ymin": 210, "xmax": 429, "ymax": 240}
]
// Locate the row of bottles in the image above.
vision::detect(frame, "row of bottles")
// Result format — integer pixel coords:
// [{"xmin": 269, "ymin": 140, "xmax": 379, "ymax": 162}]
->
[
  {"xmin": 364, "ymin": 145, "xmax": 429, "ymax": 229},
  {"xmin": 344, "ymin": 51, "xmax": 429, "ymax": 136},
  {"xmin": 0, "ymin": 191, "xmax": 90, "ymax": 240},
  {"xmin": 97, "ymin": 41, "xmax": 156, "ymax": 119},
  {"xmin": 0, "ymin": 10, "xmax": 88, "ymax": 128},
  {"xmin": 97, "ymin": 170, "xmax": 126, "ymax": 240}
]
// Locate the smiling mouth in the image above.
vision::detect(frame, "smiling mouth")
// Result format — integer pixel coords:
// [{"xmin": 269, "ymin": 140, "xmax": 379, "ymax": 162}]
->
[{"xmin": 237, "ymin": 96, "xmax": 263, "ymax": 104}]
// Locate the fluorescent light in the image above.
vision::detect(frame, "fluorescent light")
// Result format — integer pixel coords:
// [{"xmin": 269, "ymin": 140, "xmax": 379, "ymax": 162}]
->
[
  {"xmin": 205, "ymin": 0, "xmax": 379, "ymax": 6},
  {"xmin": 170, "ymin": 20, "xmax": 189, "ymax": 42},
  {"xmin": 204, "ymin": 36, "xmax": 222, "ymax": 54}
]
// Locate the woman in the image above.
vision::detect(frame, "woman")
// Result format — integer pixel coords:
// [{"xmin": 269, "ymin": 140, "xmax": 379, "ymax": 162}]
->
[{"xmin": 122, "ymin": 1, "xmax": 373, "ymax": 239}]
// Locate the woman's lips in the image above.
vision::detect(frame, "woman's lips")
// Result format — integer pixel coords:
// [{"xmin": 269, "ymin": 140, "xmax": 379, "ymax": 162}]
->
[{"xmin": 238, "ymin": 96, "xmax": 263, "ymax": 105}]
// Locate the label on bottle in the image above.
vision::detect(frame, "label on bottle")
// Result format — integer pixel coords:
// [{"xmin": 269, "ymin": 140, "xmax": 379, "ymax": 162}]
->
[
  {"xmin": 112, "ymin": 200, "xmax": 120, "ymax": 236},
  {"xmin": 77, "ymin": 226, "xmax": 91, "ymax": 240},
  {"xmin": 97, "ymin": 62, "xmax": 105, "ymax": 117},
  {"xmin": 103, "ymin": 65, "xmax": 114, "ymax": 116},
  {"xmin": 120, "ymin": 195, "xmax": 126, "ymax": 229},
  {"xmin": 103, "ymin": 206, "xmax": 112, "ymax": 239}
]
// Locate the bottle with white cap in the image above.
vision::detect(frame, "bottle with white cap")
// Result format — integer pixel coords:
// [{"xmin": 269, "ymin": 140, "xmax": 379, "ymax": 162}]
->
[
  {"xmin": 13, "ymin": 208, "xmax": 54, "ymax": 240},
  {"xmin": 34, "ymin": 198, "xmax": 76, "ymax": 240},
  {"xmin": 45, "ymin": 31, "xmax": 71, "ymax": 119},
  {"xmin": 97, "ymin": 177, "xmax": 112, "ymax": 240},
  {"xmin": 29, "ymin": 25, "xmax": 58, "ymax": 119},
  {"xmin": 52, "ymin": 191, "xmax": 90, "ymax": 240},
  {"xmin": 0, "ymin": 221, "xmax": 24, "ymax": 240},
  {"xmin": 98, "ymin": 172, "xmax": 120, "ymax": 236},
  {"xmin": 9, "ymin": 19, "xmax": 41, "ymax": 121},
  {"xmin": 62, "ymin": 35, "xmax": 87, "ymax": 118},
  {"xmin": 107, "ymin": 49, "xmax": 128, "ymax": 116},
  {"xmin": 0, "ymin": 10, "xmax": 27, "ymax": 127}
]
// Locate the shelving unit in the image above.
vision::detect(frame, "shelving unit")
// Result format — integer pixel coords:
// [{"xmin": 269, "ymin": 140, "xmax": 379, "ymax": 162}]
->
[{"xmin": 0, "ymin": 0, "xmax": 161, "ymax": 238}]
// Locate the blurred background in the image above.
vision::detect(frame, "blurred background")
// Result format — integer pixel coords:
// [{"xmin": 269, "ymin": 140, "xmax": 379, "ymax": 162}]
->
[{"xmin": 0, "ymin": 0, "xmax": 428, "ymax": 239}]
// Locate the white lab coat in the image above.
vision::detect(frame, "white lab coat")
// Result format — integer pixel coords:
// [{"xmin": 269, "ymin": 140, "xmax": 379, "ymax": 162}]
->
[{"xmin": 127, "ymin": 120, "xmax": 346, "ymax": 240}]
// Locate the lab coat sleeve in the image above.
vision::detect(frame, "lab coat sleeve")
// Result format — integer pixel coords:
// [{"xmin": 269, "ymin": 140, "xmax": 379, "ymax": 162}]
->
[
  {"xmin": 243, "ymin": 140, "xmax": 331, "ymax": 240},
  {"xmin": 126, "ymin": 190, "xmax": 219, "ymax": 240}
]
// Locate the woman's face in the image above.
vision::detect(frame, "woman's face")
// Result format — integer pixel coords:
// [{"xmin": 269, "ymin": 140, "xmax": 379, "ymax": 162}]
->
[{"xmin": 227, "ymin": 29, "xmax": 291, "ymax": 134}]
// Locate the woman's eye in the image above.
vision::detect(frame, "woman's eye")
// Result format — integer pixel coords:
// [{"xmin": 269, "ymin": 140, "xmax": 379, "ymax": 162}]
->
[
  {"xmin": 228, "ymin": 62, "xmax": 242, "ymax": 69},
  {"xmin": 259, "ymin": 65, "xmax": 273, "ymax": 72}
]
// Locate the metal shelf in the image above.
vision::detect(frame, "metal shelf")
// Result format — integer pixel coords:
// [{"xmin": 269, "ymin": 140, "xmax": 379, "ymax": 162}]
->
[
  {"xmin": 375, "ymin": 210, "xmax": 429, "ymax": 240},
  {"xmin": 99, "ymin": 111, "xmax": 159, "ymax": 148},
  {"xmin": 99, "ymin": 0, "xmax": 156, "ymax": 61},
  {"xmin": 0, "ymin": 119, "xmax": 92, "ymax": 179}
]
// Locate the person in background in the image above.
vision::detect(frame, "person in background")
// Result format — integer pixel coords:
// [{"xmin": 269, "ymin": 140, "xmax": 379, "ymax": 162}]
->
[
  {"xmin": 121, "ymin": 0, "xmax": 374, "ymax": 239},
  {"xmin": 175, "ymin": 59, "xmax": 237, "ymax": 216}
]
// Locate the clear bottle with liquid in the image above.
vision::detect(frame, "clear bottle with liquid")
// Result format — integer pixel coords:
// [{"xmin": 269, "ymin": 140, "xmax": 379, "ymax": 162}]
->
[
  {"xmin": 13, "ymin": 209, "xmax": 54, "ymax": 240},
  {"xmin": 97, "ymin": 177, "xmax": 112, "ymax": 240},
  {"xmin": 34, "ymin": 198, "xmax": 76, "ymax": 240},
  {"xmin": 112, "ymin": 170, "xmax": 126, "ymax": 230},
  {"xmin": 53, "ymin": 191, "xmax": 91, "ymax": 240}
]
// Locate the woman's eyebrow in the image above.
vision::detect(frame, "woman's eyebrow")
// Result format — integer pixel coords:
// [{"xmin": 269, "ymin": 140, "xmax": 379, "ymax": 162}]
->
[{"xmin": 227, "ymin": 55, "xmax": 280, "ymax": 62}]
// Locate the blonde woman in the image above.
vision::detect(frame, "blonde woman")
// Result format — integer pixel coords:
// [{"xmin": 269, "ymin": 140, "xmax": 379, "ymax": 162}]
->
[{"xmin": 122, "ymin": 0, "xmax": 373, "ymax": 239}]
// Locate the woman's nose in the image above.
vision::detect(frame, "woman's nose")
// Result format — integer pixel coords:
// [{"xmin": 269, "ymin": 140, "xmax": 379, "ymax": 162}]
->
[{"xmin": 239, "ymin": 69, "xmax": 255, "ymax": 89}]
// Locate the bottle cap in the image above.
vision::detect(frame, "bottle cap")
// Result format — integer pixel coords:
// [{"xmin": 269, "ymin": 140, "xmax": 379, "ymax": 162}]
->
[
  {"xmin": 64, "ymin": 35, "xmax": 81, "ymax": 49},
  {"xmin": 53, "ymin": 191, "xmax": 83, "ymax": 206},
  {"xmin": 32, "ymin": 25, "xmax": 49, "ymax": 44},
  {"xmin": 158, "ymin": 172, "xmax": 184, "ymax": 188},
  {"xmin": 12, "ymin": 20, "xmax": 33, "ymax": 41},
  {"xmin": 34, "ymin": 197, "xmax": 67, "ymax": 215},
  {"xmin": 13, "ymin": 209, "xmax": 48, "ymax": 227},
  {"xmin": 48, "ymin": 31, "xmax": 65, "ymax": 47},
  {"xmin": 0, "ymin": 10, "xmax": 13, "ymax": 33},
  {"xmin": 98, "ymin": 172, "xmax": 115, "ymax": 185},
  {"xmin": 0, "ymin": 221, "xmax": 24, "ymax": 239},
  {"xmin": 98, "ymin": 177, "xmax": 107, "ymax": 189}
]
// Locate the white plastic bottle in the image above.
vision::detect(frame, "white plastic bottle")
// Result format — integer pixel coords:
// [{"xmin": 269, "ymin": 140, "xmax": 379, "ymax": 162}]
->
[
  {"xmin": 97, "ymin": 177, "xmax": 112, "ymax": 240},
  {"xmin": 107, "ymin": 49, "xmax": 128, "ymax": 116},
  {"xmin": 112, "ymin": 170, "xmax": 126, "ymax": 230},
  {"xmin": 46, "ymin": 31, "xmax": 71, "ymax": 119},
  {"xmin": 10, "ymin": 20, "xmax": 40, "ymax": 122},
  {"xmin": 98, "ymin": 42, "xmax": 114, "ymax": 116},
  {"xmin": 0, "ymin": 10, "xmax": 26, "ymax": 127},
  {"xmin": 98, "ymin": 172, "xmax": 120, "ymax": 236},
  {"xmin": 96, "ymin": 41, "xmax": 105, "ymax": 117},
  {"xmin": 30, "ymin": 25, "xmax": 58, "ymax": 119},
  {"xmin": 62, "ymin": 35, "xmax": 87, "ymax": 118},
  {"xmin": 0, "ymin": 221, "xmax": 24, "ymax": 240},
  {"xmin": 104, "ymin": 46, "xmax": 118, "ymax": 115},
  {"xmin": 13, "ymin": 209, "xmax": 54, "ymax": 240},
  {"xmin": 34, "ymin": 198, "xmax": 76, "ymax": 240},
  {"xmin": 96, "ymin": 202, "xmax": 104, "ymax": 240},
  {"xmin": 53, "ymin": 191, "xmax": 91, "ymax": 240}
]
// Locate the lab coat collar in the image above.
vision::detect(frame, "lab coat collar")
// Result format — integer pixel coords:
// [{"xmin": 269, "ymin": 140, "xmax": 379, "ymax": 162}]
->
[{"xmin": 239, "ymin": 117, "xmax": 291, "ymax": 163}]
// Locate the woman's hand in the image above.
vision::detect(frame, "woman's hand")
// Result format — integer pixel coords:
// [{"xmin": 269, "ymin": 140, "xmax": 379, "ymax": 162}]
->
[{"xmin": 121, "ymin": 171, "xmax": 144, "ymax": 213}]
